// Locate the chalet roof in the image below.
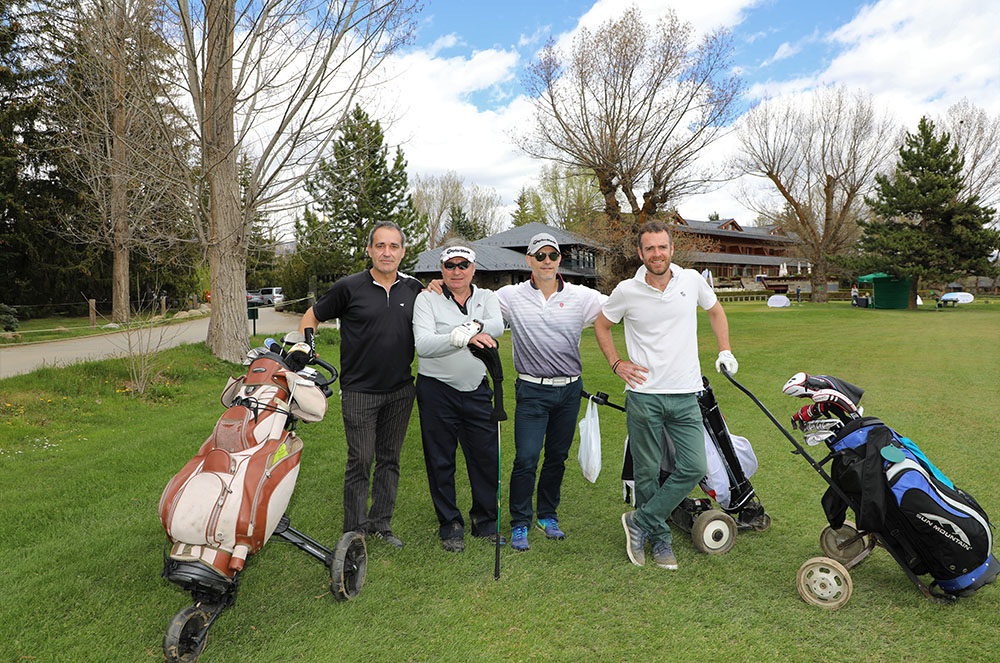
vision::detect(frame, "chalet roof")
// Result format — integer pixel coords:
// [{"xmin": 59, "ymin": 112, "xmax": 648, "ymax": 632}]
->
[
  {"xmin": 475, "ymin": 222, "xmax": 604, "ymax": 250},
  {"xmin": 670, "ymin": 218, "xmax": 799, "ymax": 244},
  {"xmin": 411, "ymin": 241, "xmax": 595, "ymax": 278}
]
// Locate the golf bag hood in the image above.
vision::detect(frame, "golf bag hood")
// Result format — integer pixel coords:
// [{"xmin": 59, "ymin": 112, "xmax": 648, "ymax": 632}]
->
[{"xmin": 470, "ymin": 343, "xmax": 507, "ymax": 424}]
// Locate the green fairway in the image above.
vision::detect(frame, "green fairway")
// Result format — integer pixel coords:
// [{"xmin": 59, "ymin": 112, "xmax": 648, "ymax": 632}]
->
[{"xmin": 1, "ymin": 301, "xmax": 998, "ymax": 662}]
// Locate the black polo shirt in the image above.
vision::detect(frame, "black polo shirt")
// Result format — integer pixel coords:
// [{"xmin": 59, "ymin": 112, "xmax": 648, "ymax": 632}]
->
[{"xmin": 313, "ymin": 270, "xmax": 424, "ymax": 393}]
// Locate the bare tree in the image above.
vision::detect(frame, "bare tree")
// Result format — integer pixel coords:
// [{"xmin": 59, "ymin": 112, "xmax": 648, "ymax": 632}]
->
[
  {"xmin": 155, "ymin": 0, "xmax": 418, "ymax": 362},
  {"xmin": 519, "ymin": 4, "xmax": 742, "ymax": 277},
  {"xmin": 51, "ymin": 0, "xmax": 192, "ymax": 323},
  {"xmin": 411, "ymin": 171, "xmax": 504, "ymax": 246},
  {"xmin": 940, "ymin": 99, "xmax": 1000, "ymax": 216},
  {"xmin": 734, "ymin": 86, "xmax": 899, "ymax": 302}
]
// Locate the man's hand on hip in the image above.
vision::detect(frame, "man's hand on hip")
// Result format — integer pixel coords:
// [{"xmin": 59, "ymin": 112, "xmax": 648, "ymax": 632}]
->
[{"xmin": 613, "ymin": 360, "xmax": 648, "ymax": 389}]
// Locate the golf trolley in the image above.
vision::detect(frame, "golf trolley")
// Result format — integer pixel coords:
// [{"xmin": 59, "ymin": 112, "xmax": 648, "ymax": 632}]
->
[
  {"xmin": 158, "ymin": 330, "xmax": 367, "ymax": 662},
  {"xmin": 584, "ymin": 375, "xmax": 770, "ymax": 556},
  {"xmin": 722, "ymin": 368, "xmax": 998, "ymax": 609}
]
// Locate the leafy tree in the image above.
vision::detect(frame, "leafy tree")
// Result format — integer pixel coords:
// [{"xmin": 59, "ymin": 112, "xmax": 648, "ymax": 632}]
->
[
  {"xmin": 0, "ymin": 0, "xmax": 98, "ymax": 314},
  {"xmin": 305, "ymin": 105, "xmax": 427, "ymax": 275},
  {"xmin": 511, "ymin": 186, "xmax": 546, "ymax": 226},
  {"xmin": 855, "ymin": 117, "xmax": 1000, "ymax": 308}
]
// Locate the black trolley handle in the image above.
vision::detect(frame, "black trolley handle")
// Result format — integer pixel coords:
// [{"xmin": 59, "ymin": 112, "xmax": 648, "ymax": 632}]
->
[
  {"xmin": 718, "ymin": 367, "xmax": 853, "ymax": 507},
  {"xmin": 580, "ymin": 389, "xmax": 627, "ymax": 413}
]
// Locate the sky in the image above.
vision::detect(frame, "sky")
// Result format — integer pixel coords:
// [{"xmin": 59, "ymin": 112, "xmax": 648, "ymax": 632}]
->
[{"xmin": 368, "ymin": 0, "xmax": 1000, "ymax": 225}]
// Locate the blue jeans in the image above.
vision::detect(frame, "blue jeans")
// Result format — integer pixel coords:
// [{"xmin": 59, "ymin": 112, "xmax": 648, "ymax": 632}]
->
[
  {"xmin": 508, "ymin": 379, "xmax": 583, "ymax": 528},
  {"xmin": 625, "ymin": 391, "xmax": 706, "ymax": 544}
]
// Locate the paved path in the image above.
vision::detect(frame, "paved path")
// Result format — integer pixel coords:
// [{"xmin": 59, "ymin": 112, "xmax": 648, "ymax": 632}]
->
[{"xmin": 0, "ymin": 307, "xmax": 305, "ymax": 379}]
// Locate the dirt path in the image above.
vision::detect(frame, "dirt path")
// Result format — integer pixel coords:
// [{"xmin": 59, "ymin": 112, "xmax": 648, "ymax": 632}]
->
[{"xmin": 0, "ymin": 307, "xmax": 306, "ymax": 379}]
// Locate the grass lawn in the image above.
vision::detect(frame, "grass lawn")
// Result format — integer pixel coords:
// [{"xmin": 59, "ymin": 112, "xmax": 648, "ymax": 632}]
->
[{"xmin": 1, "ymin": 301, "xmax": 998, "ymax": 662}]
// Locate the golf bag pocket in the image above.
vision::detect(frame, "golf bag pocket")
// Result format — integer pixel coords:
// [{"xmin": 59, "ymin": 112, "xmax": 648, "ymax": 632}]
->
[
  {"xmin": 166, "ymin": 470, "xmax": 243, "ymax": 548},
  {"xmin": 701, "ymin": 432, "xmax": 757, "ymax": 509},
  {"xmin": 886, "ymin": 456, "xmax": 992, "ymax": 583}
]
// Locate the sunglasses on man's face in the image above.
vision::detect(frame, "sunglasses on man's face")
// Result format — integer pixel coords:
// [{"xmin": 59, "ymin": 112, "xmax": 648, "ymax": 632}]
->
[
  {"xmin": 442, "ymin": 260, "xmax": 471, "ymax": 271},
  {"xmin": 532, "ymin": 250, "xmax": 561, "ymax": 262}
]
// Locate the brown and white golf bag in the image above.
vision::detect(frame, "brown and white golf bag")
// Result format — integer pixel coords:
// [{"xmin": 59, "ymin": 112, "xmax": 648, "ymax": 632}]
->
[{"xmin": 158, "ymin": 353, "xmax": 328, "ymax": 581}]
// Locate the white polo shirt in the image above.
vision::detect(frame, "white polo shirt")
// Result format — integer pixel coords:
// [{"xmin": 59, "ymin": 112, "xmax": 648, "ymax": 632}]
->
[{"xmin": 601, "ymin": 264, "xmax": 717, "ymax": 394}]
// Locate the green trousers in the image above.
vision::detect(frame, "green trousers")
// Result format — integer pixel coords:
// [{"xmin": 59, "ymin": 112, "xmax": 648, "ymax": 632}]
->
[{"xmin": 625, "ymin": 391, "xmax": 706, "ymax": 543}]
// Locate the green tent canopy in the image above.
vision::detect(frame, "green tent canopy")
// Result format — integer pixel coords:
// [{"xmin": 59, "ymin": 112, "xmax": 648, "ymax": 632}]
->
[{"xmin": 857, "ymin": 273, "xmax": 910, "ymax": 309}]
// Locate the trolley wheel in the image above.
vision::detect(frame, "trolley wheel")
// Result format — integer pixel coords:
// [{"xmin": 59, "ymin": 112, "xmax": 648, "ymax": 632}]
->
[
  {"xmin": 752, "ymin": 512, "xmax": 772, "ymax": 532},
  {"xmin": 690, "ymin": 509, "xmax": 737, "ymax": 555},
  {"xmin": 163, "ymin": 605, "xmax": 210, "ymax": 663},
  {"xmin": 330, "ymin": 531, "xmax": 367, "ymax": 601},
  {"xmin": 796, "ymin": 557, "xmax": 853, "ymax": 610},
  {"xmin": 819, "ymin": 520, "xmax": 870, "ymax": 566}
]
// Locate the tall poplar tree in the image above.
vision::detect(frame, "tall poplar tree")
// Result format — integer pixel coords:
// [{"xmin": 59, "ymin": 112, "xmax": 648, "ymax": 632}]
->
[
  {"xmin": 857, "ymin": 117, "xmax": 1000, "ymax": 308},
  {"xmin": 305, "ymin": 105, "xmax": 426, "ymax": 274}
]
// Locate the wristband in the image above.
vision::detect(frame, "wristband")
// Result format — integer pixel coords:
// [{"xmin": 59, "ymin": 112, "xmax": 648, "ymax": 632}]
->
[{"xmin": 612, "ymin": 359, "xmax": 622, "ymax": 373}]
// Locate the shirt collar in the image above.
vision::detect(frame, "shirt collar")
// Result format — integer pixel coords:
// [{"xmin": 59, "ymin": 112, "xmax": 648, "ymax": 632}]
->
[{"xmin": 529, "ymin": 273, "xmax": 565, "ymax": 292}]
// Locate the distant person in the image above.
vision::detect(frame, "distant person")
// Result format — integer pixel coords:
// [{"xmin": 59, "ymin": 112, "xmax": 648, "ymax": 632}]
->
[
  {"xmin": 495, "ymin": 232, "xmax": 606, "ymax": 551},
  {"xmin": 796, "ymin": 285, "xmax": 801, "ymax": 303},
  {"xmin": 298, "ymin": 221, "xmax": 422, "ymax": 549},
  {"xmin": 851, "ymin": 284, "xmax": 859, "ymax": 307},
  {"xmin": 413, "ymin": 240, "xmax": 506, "ymax": 552},
  {"xmin": 594, "ymin": 220, "xmax": 738, "ymax": 570}
]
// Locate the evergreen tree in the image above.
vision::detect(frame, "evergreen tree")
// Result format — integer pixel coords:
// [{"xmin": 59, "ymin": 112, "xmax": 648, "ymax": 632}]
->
[
  {"xmin": 447, "ymin": 204, "xmax": 484, "ymax": 240},
  {"xmin": 305, "ymin": 105, "xmax": 427, "ymax": 274},
  {"xmin": 0, "ymin": 0, "xmax": 96, "ymax": 313},
  {"xmin": 855, "ymin": 117, "xmax": 1000, "ymax": 308}
]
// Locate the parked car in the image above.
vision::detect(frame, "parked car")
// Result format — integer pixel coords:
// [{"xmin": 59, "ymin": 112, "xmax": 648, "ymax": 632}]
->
[
  {"xmin": 246, "ymin": 291, "xmax": 266, "ymax": 306},
  {"xmin": 257, "ymin": 287, "xmax": 284, "ymax": 306}
]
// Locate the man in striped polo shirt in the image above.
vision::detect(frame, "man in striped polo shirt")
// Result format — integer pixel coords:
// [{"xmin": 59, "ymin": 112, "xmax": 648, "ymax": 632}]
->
[
  {"xmin": 497, "ymin": 232, "xmax": 606, "ymax": 551},
  {"xmin": 298, "ymin": 221, "xmax": 423, "ymax": 549}
]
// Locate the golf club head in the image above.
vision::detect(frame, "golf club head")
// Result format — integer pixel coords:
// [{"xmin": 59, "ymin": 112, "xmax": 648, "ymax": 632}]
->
[{"xmin": 782, "ymin": 372, "xmax": 864, "ymax": 406}]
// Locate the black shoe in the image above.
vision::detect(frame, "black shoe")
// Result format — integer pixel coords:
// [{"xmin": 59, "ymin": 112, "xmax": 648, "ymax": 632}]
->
[
  {"xmin": 476, "ymin": 532, "xmax": 507, "ymax": 546},
  {"xmin": 371, "ymin": 530, "xmax": 403, "ymax": 549},
  {"xmin": 442, "ymin": 536, "xmax": 465, "ymax": 553}
]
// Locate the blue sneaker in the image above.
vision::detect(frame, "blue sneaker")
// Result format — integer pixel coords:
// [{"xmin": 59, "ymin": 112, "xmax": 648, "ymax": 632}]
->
[
  {"xmin": 511, "ymin": 525, "xmax": 530, "ymax": 551},
  {"xmin": 536, "ymin": 518, "xmax": 566, "ymax": 540},
  {"xmin": 652, "ymin": 540, "xmax": 678, "ymax": 570}
]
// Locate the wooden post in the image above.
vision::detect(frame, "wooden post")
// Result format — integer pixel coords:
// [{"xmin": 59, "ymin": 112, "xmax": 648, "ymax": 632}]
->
[
  {"xmin": 160, "ymin": 296, "xmax": 167, "ymax": 317},
  {"xmin": 89, "ymin": 299, "xmax": 97, "ymax": 328}
]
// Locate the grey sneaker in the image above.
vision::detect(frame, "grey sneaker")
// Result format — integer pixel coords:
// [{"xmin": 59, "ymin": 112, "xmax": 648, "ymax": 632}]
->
[
  {"xmin": 371, "ymin": 530, "xmax": 403, "ymax": 549},
  {"xmin": 622, "ymin": 511, "xmax": 646, "ymax": 567},
  {"xmin": 652, "ymin": 540, "xmax": 678, "ymax": 570}
]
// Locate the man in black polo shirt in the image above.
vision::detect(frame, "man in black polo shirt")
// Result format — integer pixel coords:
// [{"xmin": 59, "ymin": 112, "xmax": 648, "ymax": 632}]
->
[{"xmin": 299, "ymin": 221, "xmax": 423, "ymax": 549}]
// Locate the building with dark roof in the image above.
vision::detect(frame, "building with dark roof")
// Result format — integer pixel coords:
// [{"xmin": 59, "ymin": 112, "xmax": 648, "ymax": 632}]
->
[
  {"xmin": 667, "ymin": 213, "xmax": 809, "ymax": 283},
  {"xmin": 411, "ymin": 222, "xmax": 603, "ymax": 289}
]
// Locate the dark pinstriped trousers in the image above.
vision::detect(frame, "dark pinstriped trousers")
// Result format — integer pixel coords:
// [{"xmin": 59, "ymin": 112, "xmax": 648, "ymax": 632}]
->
[{"xmin": 340, "ymin": 383, "xmax": 416, "ymax": 534}]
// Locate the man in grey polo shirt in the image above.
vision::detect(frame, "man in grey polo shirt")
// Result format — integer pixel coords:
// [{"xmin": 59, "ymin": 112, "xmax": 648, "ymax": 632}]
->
[
  {"xmin": 594, "ymin": 220, "xmax": 738, "ymax": 570},
  {"xmin": 496, "ymin": 232, "xmax": 606, "ymax": 551},
  {"xmin": 413, "ymin": 240, "xmax": 506, "ymax": 552}
]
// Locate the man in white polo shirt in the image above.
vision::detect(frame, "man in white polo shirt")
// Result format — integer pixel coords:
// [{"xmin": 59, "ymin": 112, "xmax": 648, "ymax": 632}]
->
[
  {"xmin": 496, "ymin": 232, "xmax": 606, "ymax": 551},
  {"xmin": 594, "ymin": 220, "xmax": 738, "ymax": 570}
]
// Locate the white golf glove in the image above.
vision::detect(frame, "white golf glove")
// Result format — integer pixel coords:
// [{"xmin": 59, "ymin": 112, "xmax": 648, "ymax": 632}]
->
[
  {"xmin": 449, "ymin": 320, "xmax": 483, "ymax": 348},
  {"xmin": 715, "ymin": 350, "xmax": 738, "ymax": 375}
]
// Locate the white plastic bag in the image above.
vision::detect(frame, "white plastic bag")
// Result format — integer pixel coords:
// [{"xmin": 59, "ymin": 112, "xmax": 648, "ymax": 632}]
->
[{"xmin": 578, "ymin": 397, "xmax": 602, "ymax": 483}]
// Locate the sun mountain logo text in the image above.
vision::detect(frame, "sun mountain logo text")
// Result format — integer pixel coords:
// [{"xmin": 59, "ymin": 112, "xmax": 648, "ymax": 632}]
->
[{"xmin": 916, "ymin": 512, "xmax": 972, "ymax": 550}]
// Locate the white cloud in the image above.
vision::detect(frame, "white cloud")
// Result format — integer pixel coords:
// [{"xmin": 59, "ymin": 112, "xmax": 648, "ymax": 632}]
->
[
  {"xmin": 373, "ymin": 0, "xmax": 1000, "ymax": 230},
  {"xmin": 760, "ymin": 41, "xmax": 801, "ymax": 67}
]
